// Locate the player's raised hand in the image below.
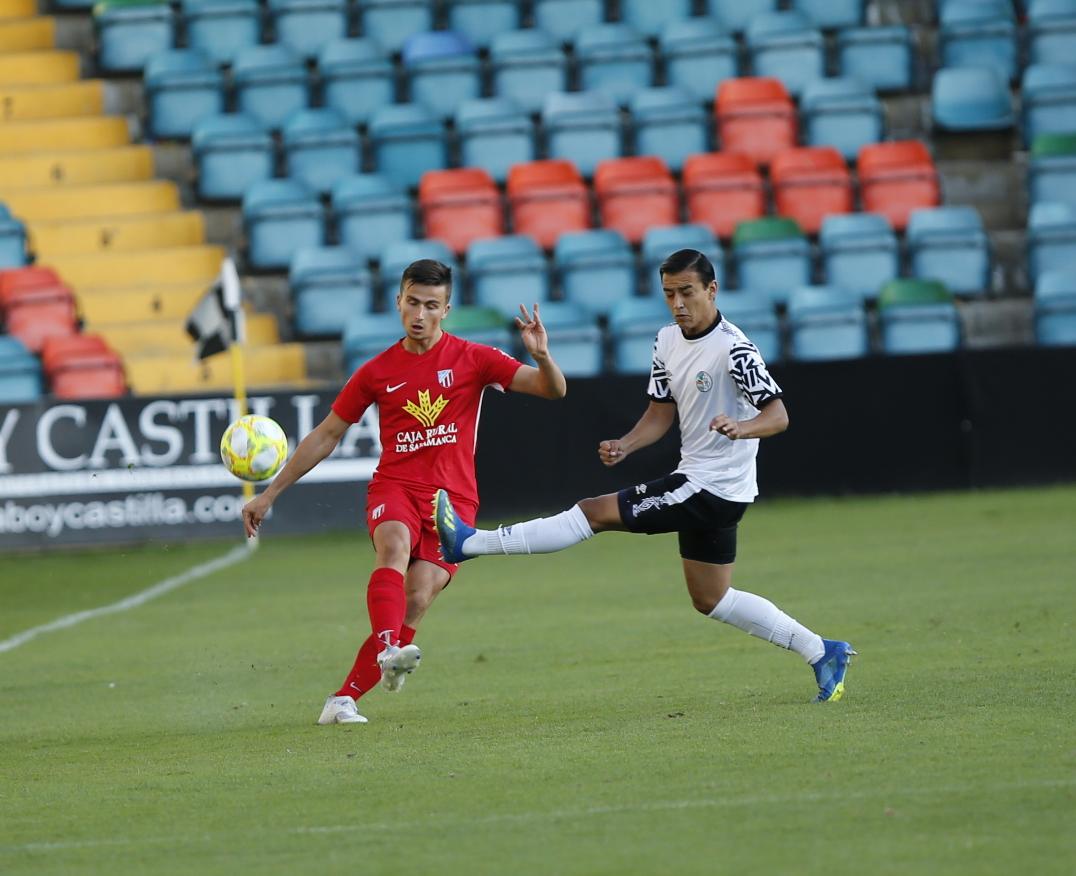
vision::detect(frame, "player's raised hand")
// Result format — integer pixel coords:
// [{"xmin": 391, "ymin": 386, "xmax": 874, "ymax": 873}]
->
[
  {"xmin": 515, "ymin": 303, "xmax": 549, "ymax": 358},
  {"xmin": 599, "ymin": 439, "xmax": 626, "ymax": 467},
  {"xmin": 241, "ymin": 494, "xmax": 272, "ymax": 538},
  {"xmin": 709, "ymin": 415, "xmax": 743, "ymax": 440}
]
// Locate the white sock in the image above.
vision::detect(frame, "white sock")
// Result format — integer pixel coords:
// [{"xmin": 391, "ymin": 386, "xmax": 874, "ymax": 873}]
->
[
  {"xmin": 462, "ymin": 505, "xmax": 594, "ymax": 556},
  {"xmin": 708, "ymin": 587, "xmax": 826, "ymax": 664}
]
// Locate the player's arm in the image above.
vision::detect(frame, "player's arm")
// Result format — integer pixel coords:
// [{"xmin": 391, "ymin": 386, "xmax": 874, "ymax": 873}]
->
[
  {"xmin": 241, "ymin": 411, "xmax": 351, "ymax": 537},
  {"xmin": 598, "ymin": 401, "xmax": 677, "ymax": 467},
  {"xmin": 508, "ymin": 303, "xmax": 568, "ymax": 399},
  {"xmin": 710, "ymin": 398, "xmax": 789, "ymax": 440}
]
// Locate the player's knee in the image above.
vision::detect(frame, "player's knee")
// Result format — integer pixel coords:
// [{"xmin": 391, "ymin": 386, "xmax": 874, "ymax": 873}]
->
[
  {"xmin": 690, "ymin": 593, "xmax": 718, "ymax": 614},
  {"xmin": 577, "ymin": 497, "xmax": 609, "ymax": 532}
]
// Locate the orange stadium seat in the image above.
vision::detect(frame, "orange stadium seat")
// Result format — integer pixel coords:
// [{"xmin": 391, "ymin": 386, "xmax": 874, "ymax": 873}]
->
[
  {"xmin": 683, "ymin": 152, "xmax": 765, "ymax": 239},
  {"xmin": 42, "ymin": 333, "xmax": 127, "ymax": 399},
  {"xmin": 418, "ymin": 168, "xmax": 503, "ymax": 255},
  {"xmin": 857, "ymin": 140, "xmax": 941, "ymax": 231},
  {"xmin": 715, "ymin": 77, "xmax": 797, "ymax": 166},
  {"xmin": 0, "ymin": 266, "xmax": 77, "ymax": 352},
  {"xmin": 593, "ymin": 156, "xmax": 679, "ymax": 244},
  {"xmin": 770, "ymin": 146, "xmax": 853, "ymax": 235},
  {"xmin": 507, "ymin": 159, "xmax": 591, "ymax": 250}
]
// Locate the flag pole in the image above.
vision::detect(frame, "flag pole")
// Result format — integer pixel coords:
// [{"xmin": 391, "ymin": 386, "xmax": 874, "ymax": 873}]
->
[{"xmin": 221, "ymin": 257, "xmax": 255, "ymax": 506}]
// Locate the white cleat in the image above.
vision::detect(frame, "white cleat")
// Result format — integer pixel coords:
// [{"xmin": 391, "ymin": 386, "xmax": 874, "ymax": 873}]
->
[
  {"xmin": 377, "ymin": 643, "xmax": 422, "ymax": 693},
  {"xmin": 317, "ymin": 695, "xmax": 368, "ymax": 725}
]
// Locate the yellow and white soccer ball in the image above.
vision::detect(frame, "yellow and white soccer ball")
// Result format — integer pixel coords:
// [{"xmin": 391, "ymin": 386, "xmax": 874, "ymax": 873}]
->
[{"xmin": 220, "ymin": 415, "xmax": 288, "ymax": 482}]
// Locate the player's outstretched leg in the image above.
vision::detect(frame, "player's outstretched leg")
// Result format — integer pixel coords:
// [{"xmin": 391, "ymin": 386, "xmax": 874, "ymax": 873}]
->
[
  {"xmin": 433, "ymin": 489, "xmax": 476, "ymax": 564},
  {"xmin": 377, "ymin": 640, "xmax": 422, "ymax": 693},
  {"xmin": 317, "ymin": 695, "xmax": 368, "ymax": 725},
  {"xmin": 812, "ymin": 640, "xmax": 857, "ymax": 703}
]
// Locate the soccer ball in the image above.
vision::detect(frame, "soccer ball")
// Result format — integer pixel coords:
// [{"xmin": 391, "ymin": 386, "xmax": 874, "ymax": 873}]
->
[{"xmin": 220, "ymin": 415, "xmax": 288, "ymax": 482}]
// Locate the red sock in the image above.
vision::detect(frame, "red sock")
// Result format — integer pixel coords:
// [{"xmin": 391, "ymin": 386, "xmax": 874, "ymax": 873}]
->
[
  {"xmin": 399, "ymin": 624, "xmax": 416, "ymax": 647},
  {"xmin": 335, "ymin": 633, "xmax": 381, "ymax": 700},
  {"xmin": 366, "ymin": 567, "xmax": 405, "ymax": 645}
]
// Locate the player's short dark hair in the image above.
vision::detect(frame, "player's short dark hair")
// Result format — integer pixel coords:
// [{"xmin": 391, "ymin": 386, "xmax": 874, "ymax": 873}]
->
[
  {"xmin": 659, "ymin": 249, "xmax": 716, "ymax": 287},
  {"xmin": 400, "ymin": 259, "xmax": 453, "ymax": 300}
]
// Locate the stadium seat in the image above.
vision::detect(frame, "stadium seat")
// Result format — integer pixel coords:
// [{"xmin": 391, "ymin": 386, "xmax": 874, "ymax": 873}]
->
[
  {"xmin": 1021, "ymin": 65, "xmax": 1076, "ymax": 147},
  {"xmin": 0, "ymin": 145, "xmax": 153, "ymax": 190},
  {"xmin": 468, "ymin": 235, "xmax": 551, "ymax": 318},
  {"xmin": 282, "ymin": 109, "xmax": 361, "ymax": 196},
  {"xmin": 715, "ymin": 77, "xmax": 797, "ymax": 166},
  {"xmin": 29, "ymin": 211, "xmax": 205, "ymax": 260},
  {"xmin": 629, "ymin": 87, "xmax": 709, "ymax": 173},
  {"xmin": 801, "ymin": 78, "xmax": 884, "ymax": 162},
  {"xmin": 819, "ymin": 213, "xmax": 898, "ymax": 302},
  {"xmin": 717, "ymin": 291, "xmax": 781, "ymax": 362},
  {"xmin": 0, "ymin": 81, "xmax": 103, "ymax": 124},
  {"xmin": 0, "ymin": 334, "xmax": 42, "ymax": 403},
  {"xmin": 192, "ymin": 114, "xmax": 275, "ymax": 201},
  {"xmin": 94, "ymin": 0, "xmax": 175, "ymax": 74},
  {"xmin": 0, "ymin": 117, "xmax": 129, "ymax": 154},
  {"xmin": 770, "ymin": 146, "xmax": 853, "ymax": 235},
  {"xmin": 243, "ymin": 180, "xmax": 325, "ymax": 270},
  {"xmin": 932, "ymin": 66, "xmax": 1015, "ymax": 132},
  {"xmin": 418, "ymin": 168, "xmax": 503, "ymax": 255},
  {"xmin": 939, "ymin": 0, "xmax": 1017, "ymax": 80},
  {"xmin": 1028, "ymin": 0, "xmax": 1076, "ymax": 67},
  {"xmin": 526, "ymin": 300, "xmax": 603, "ymax": 376},
  {"xmin": 290, "ymin": 246, "xmax": 374, "ymax": 337},
  {"xmin": 542, "ymin": 91, "xmax": 623, "ymax": 178},
  {"xmin": 489, "ymin": 30, "xmax": 569, "ymax": 115},
  {"xmin": 575, "ymin": 23, "xmax": 653, "ymax": 105},
  {"xmin": 0, "ymin": 51, "xmax": 79, "ymax": 86},
  {"xmin": 441, "ymin": 304, "xmax": 511, "ymax": 347},
  {"xmin": 41, "ymin": 334, "xmax": 127, "ymax": 399},
  {"xmin": 343, "ymin": 310, "xmax": 405, "ymax": 370},
  {"xmin": 554, "ymin": 229, "xmax": 636, "ymax": 318},
  {"xmin": 786, "ymin": 285, "xmax": 869, "ymax": 361},
  {"xmin": 619, "ymin": 0, "xmax": 691, "ymax": 39},
  {"xmin": 369, "ymin": 104, "xmax": 449, "ymax": 190},
  {"xmin": 3, "ymin": 181, "xmax": 179, "ymax": 223},
  {"xmin": 379, "ymin": 239, "xmax": 459, "ymax": 296},
  {"xmin": 0, "ymin": 204, "xmax": 26, "ymax": 267},
  {"xmin": 268, "ymin": 0, "xmax": 348, "ymax": 59},
  {"xmin": 319, "ymin": 39, "xmax": 395, "ymax": 126},
  {"xmin": 0, "ymin": 267, "xmax": 77, "ymax": 352},
  {"xmin": 144, "ymin": 50, "xmax": 225, "ymax": 140},
  {"xmin": 456, "ymin": 98, "xmax": 536, "ymax": 184},
  {"xmin": 608, "ymin": 295, "xmax": 669, "ymax": 373},
  {"xmin": 358, "ymin": 0, "xmax": 435, "ymax": 54},
  {"xmin": 403, "ymin": 31, "xmax": 481, "ymax": 120},
  {"xmin": 837, "ymin": 25, "xmax": 914, "ymax": 93},
  {"xmin": 1034, "ymin": 269, "xmax": 1076, "ymax": 345},
  {"xmin": 746, "ymin": 11, "xmax": 825, "ymax": 98},
  {"xmin": 789, "ymin": 0, "xmax": 863, "ymax": 29},
  {"xmin": 1029, "ymin": 132, "xmax": 1076, "ymax": 209},
  {"xmin": 732, "ymin": 217, "xmax": 811, "ymax": 307},
  {"xmin": 182, "ymin": 0, "xmax": 260, "ymax": 65},
  {"xmin": 658, "ymin": 18, "xmax": 739, "ymax": 103},
  {"xmin": 641, "ymin": 224, "xmax": 726, "ymax": 296},
  {"xmin": 507, "ymin": 159, "xmax": 591, "ymax": 250},
  {"xmin": 332, "ymin": 174, "xmax": 414, "ymax": 263},
  {"xmin": 709, "ymin": 0, "xmax": 777, "ymax": 33},
  {"xmin": 906, "ymin": 206, "xmax": 991, "ymax": 297},
  {"xmin": 234, "ymin": 45, "xmax": 310, "ymax": 130},
  {"xmin": 683, "ymin": 152, "xmax": 766, "ymax": 240},
  {"xmin": 446, "ymin": 0, "xmax": 521, "ymax": 50},
  {"xmin": 594, "ymin": 156, "xmax": 679, "ymax": 246},
  {"xmin": 877, "ymin": 279, "xmax": 961, "ymax": 355},
  {"xmin": 857, "ymin": 140, "xmax": 941, "ymax": 231},
  {"xmin": 1027, "ymin": 202, "xmax": 1076, "ymax": 285},
  {"xmin": 125, "ymin": 343, "xmax": 307, "ymax": 394},
  {"xmin": 532, "ymin": 0, "xmax": 603, "ymax": 44}
]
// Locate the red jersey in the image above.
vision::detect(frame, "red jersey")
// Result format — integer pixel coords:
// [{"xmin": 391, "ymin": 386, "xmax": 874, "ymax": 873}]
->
[{"xmin": 332, "ymin": 332, "xmax": 523, "ymax": 507}]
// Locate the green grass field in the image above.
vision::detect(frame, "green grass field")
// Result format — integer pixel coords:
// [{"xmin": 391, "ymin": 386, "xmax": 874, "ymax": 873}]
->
[{"xmin": 1, "ymin": 486, "xmax": 1074, "ymax": 875}]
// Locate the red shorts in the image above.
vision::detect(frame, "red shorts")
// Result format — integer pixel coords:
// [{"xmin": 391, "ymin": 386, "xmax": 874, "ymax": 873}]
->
[{"xmin": 365, "ymin": 481, "xmax": 477, "ymax": 578}]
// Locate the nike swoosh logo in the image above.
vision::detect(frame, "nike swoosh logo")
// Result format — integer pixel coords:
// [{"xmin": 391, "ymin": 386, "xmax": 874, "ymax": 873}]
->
[{"xmin": 386, "ymin": 382, "xmax": 407, "ymax": 392}]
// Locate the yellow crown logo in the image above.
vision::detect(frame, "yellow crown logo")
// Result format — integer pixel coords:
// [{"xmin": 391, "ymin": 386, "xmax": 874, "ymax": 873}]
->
[{"xmin": 403, "ymin": 389, "xmax": 450, "ymax": 428}]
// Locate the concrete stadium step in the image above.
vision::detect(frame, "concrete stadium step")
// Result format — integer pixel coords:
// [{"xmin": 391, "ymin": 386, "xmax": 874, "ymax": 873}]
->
[
  {"xmin": 959, "ymin": 298, "xmax": 1034, "ymax": 349},
  {"xmin": 2, "ymin": 179, "xmax": 179, "ymax": 221},
  {"xmin": 0, "ymin": 145, "xmax": 153, "ymax": 188},
  {"xmin": 0, "ymin": 80, "xmax": 104, "ymax": 122},
  {"xmin": 937, "ymin": 159, "xmax": 1027, "ymax": 232},
  {"xmin": 29, "ymin": 209, "xmax": 205, "ymax": 258},
  {"xmin": 0, "ymin": 115, "xmax": 129, "ymax": 154}
]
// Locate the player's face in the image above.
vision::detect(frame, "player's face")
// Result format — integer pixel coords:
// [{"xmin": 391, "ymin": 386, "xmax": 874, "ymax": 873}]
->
[
  {"xmin": 661, "ymin": 269, "xmax": 718, "ymax": 335},
  {"xmin": 396, "ymin": 283, "xmax": 451, "ymax": 341}
]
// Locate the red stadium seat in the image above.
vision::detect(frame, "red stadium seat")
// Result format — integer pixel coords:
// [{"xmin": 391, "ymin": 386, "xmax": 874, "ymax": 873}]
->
[
  {"xmin": 683, "ymin": 152, "xmax": 765, "ymax": 239},
  {"xmin": 418, "ymin": 167, "xmax": 503, "ymax": 255},
  {"xmin": 42, "ymin": 333, "xmax": 127, "ymax": 399},
  {"xmin": 0, "ymin": 267, "xmax": 78, "ymax": 353},
  {"xmin": 857, "ymin": 140, "xmax": 940, "ymax": 231},
  {"xmin": 593, "ymin": 156, "xmax": 679, "ymax": 244},
  {"xmin": 507, "ymin": 159, "xmax": 591, "ymax": 250},
  {"xmin": 0, "ymin": 266, "xmax": 64, "ymax": 308},
  {"xmin": 770, "ymin": 146, "xmax": 853, "ymax": 235},
  {"xmin": 715, "ymin": 77, "xmax": 797, "ymax": 167}
]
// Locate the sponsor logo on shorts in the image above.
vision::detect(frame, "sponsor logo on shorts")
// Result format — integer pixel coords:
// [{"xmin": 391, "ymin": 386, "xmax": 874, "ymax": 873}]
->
[
  {"xmin": 695, "ymin": 371, "xmax": 713, "ymax": 393},
  {"xmin": 632, "ymin": 495, "xmax": 673, "ymax": 516},
  {"xmin": 371, "ymin": 503, "xmax": 385, "ymax": 520},
  {"xmin": 635, "ymin": 484, "xmax": 647, "ymax": 495}
]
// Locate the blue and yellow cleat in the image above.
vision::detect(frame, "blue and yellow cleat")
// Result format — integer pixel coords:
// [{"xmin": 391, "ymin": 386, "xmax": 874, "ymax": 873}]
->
[
  {"xmin": 432, "ymin": 488, "xmax": 476, "ymax": 564},
  {"xmin": 812, "ymin": 639, "xmax": 857, "ymax": 703}
]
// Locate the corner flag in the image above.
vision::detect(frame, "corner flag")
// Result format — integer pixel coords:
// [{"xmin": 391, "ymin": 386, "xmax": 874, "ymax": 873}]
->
[{"xmin": 185, "ymin": 257, "xmax": 246, "ymax": 359}]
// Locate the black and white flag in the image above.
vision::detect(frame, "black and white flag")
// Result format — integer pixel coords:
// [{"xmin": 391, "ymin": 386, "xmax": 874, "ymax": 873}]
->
[{"xmin": 185, "ymin": 257, "xmax": 244, "ymax": 360}]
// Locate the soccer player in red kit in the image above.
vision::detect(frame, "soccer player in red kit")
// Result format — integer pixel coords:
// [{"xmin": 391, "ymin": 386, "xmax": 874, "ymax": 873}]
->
[{"xmin": 241, "ymin": 259, "xmax": 567, "ymax": 724}]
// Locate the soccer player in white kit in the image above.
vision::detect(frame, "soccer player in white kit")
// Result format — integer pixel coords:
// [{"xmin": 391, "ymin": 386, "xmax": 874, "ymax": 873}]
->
[{"xmin": 434, "ymin": 249, "xmax": 856, "ymax": 702}]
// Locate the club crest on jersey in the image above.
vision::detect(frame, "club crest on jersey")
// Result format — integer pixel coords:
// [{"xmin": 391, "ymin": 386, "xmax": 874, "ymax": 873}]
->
[
  {"xmin": 695, "ymin": 371, "xmax": 713, "ymax": 393},
  {"xmin": 437, "ymin": 369, "xmax": 454, "ymax": 388},
  {"xmin": 403, "ymin": 389, "xmax": 450, "ymax": 428}
]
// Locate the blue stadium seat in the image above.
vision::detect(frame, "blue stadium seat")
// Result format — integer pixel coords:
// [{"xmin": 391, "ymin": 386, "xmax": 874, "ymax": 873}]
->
[
  {"xmin": 789, "ymin": 0, "xmax": 863, "ymax": 29},
  {"xmin": 468, "ymin": 235, "xmax": 551, "ymax": 318},
  {"xmin": 939, "ymin": 1, "xmax": 1017, "ymax": 80},
  {"xmin": 709, "ymin": 0, "xmax": 777, "ymax": 33},
  {"xmin": 456, "ymin": 99, "xmax": 536, "ymax": 185},
  {"xmin": 446, "ymin": 0, "xmax": 522, "ymax": 50},
  {"xmin": 0, "ymin": 205, "xmax": 27, "ymax": 268},
  {"xmin": 932, "ymin": 66, "xmax": 1015, "ymax": 132},
  {"xmin": 0, "ymin": 337, "xmax": 43, "ymax": 404},
  {"xmin": 532, "ymin": 301, "xmax": 604, "ymax": 376},
  {"xmin": 1021, "ymin": 65, "xmax": 1076, "ymax": 147},
  {"xmin": 629, "ymin": 87, "xmax": 709, "ymax": 174},
  {"xmin": 1030, "ymin": 134, "xmax": 1076, "ymax": 209},
  {"xmin": 801, "ymin": 78, "xmax": 883, "ymax": 162},
  {"xmin": 555, "ymin": 229, "xmax": 636, "ymax": 317},
  {"xmin": 282, "ymin": 109, "xmax": 361, "ymax": 195},
  {"xmin": 717, "ymin": 292, "xmax": 781, "ymax": 362},
  {"xmin": 575, "ymin": 23, "xmax": 653, "ymax": 105},
  {"xmin": 1027, "ymin": 202, "xmax": 1076, "ymax": 285},
  {"xmin": 358, "ymin": 0, "xmax": 435, "ymax": 54},
  {"xmin": 343, "ymin": 311, "xmax": 406, "ymax": 370},
  {"xmin": 786, "ymin": 285, "xmax": 869, "ymax": 361},
  {"xmin": 1028, "ymin": 0, "xmax": 1076, "ymax": 67},
  {"xmin": 641, "ymin": 224, "xmax": 725, "ymax": 296},
  {"xmin": 369, "ymin": 104, "xmax": 449, "ymax": 190},
  {"xmin": 877, "ymin": 280, "xmax": 961, "ymax": 355},
  {"xmin": 268, "ymin": 0, "xmax": 348, "ymax": 60},
  {"xmin": 542, "ymin": 91, "xmax": 623, "ymax": 178},
  {"xmin": 746, "ymin": 10, "xmax": 825, "ymax": 98},
  {"xmin": 733, "ymin": 222, "xmax": 812, "ymax": 308},
  {"xmin": 608, "ymin": 295, "xmax": 671, "ymax": 374},
  {"xmin": 819, "ymin": 213, "xmax": 898, "ymax": 302},
  {"xmin": 532, "ymin": 0, "xmax": 603, "ymax": 44},
  {"xmin": 145, "ymin": 50, "xmax": 225, "ymax": 140},
  {"xmin": 95, "ymin": 0, "xmax": 176, "ymax": 74},
  {"xmin": 658, "ymin": 18, "xmax": 738, "ymax": 103},
  {"xmin": 379, "ymin": 239, "xmax": 460, "ymax": 296},
  {"xmin": 490, "ymin": 30, "xmax": 569, "ymax": 115},
  {"xmin": 619, "ymin": 0, "xmax": 692, "ymax": 39},
  {"xmin": 192, "ymin": 113, "xmax": 275, "ymax": 200},
  {"xmin": 1034, "ymin": 269, "xmax": 1076, "ymax": 345},
  {"xmin": 403, "ymin": 31, "xmax": 481, "ymax": 120},
  {"xmin": 837, "ymin": 26, "xmax": 914, "ymax": 93},
  {"xmin": 332, "ymin": 174, "xmax": 414, "ymax": 263},
  {"xmin": 183, "ymin": 0, "xmax": 260, "ymax": 66},
  {"xmin": 243, "ymin": 179, "xmax": 326, "ymax": 270},
  {"xmin": 319, "ymin": 40, "xmax": 395, "ymax": 126},
  {"xmin": 234, "ymin": 45, "xmax": 311, "ymax": 130},
  {"xmin": 906, "ymin": 206, "xmax": 991, "ymax": 297},
  {"xmin": 290, "ymin": 247, "xmax": 375, "ymax": 337}
]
